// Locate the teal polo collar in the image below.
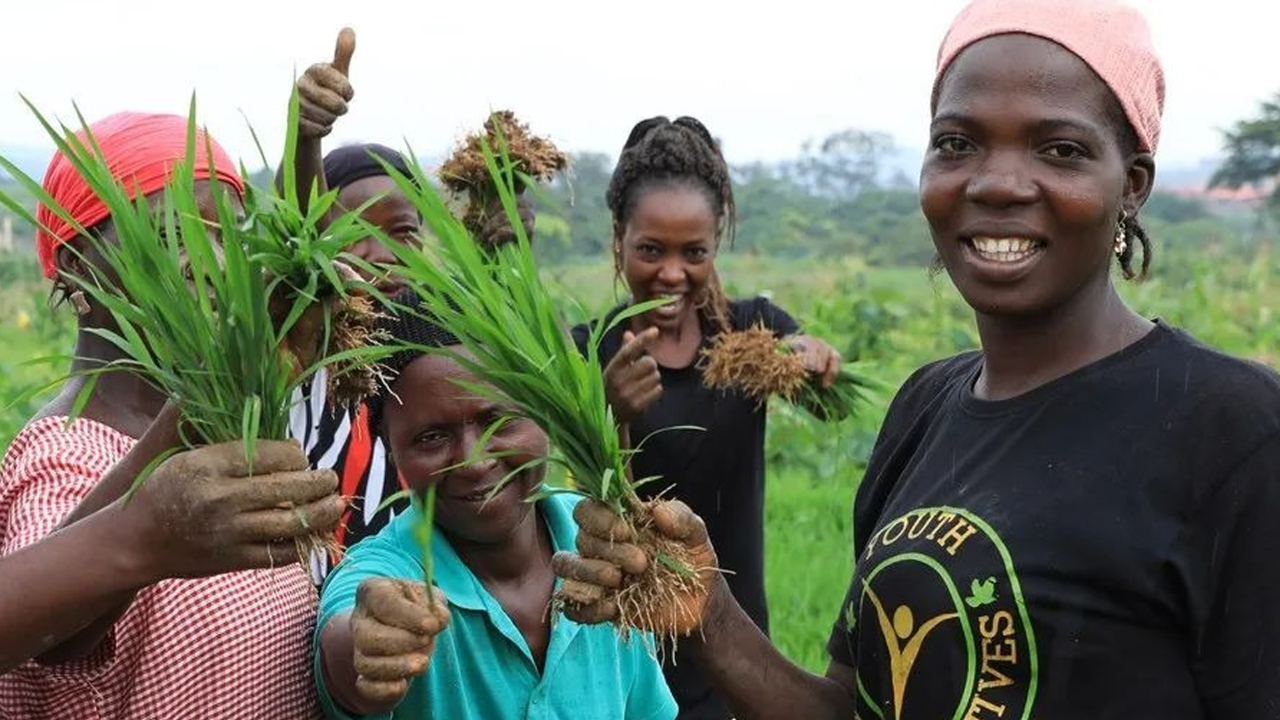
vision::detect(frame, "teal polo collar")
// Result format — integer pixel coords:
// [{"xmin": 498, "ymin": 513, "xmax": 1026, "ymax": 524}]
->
[{"xmin": 392, "ymin": 489, "xmax": 579, "ymax": 612}]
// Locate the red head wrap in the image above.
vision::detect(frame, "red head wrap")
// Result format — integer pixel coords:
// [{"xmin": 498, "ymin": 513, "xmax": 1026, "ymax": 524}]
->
[{"xmin": 35, "ymin": 111, "xmax": 245, "ymax": 279}]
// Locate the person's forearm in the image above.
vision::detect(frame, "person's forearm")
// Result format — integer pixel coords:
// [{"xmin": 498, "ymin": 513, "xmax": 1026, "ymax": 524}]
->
[
  {"xmin": 276, "ymin": 137, "xmax": 327, "ymax": 215},
  {"xmin": 0, "ymin": 503, "xmax": 154, "ymax": 672},
  {"xmin": 56, "ymin": 403, "xmax": 181, "ymax": 530},
  {"xmin": 687, "ymin": 577, "xmax": 856, "ymax": 720}
]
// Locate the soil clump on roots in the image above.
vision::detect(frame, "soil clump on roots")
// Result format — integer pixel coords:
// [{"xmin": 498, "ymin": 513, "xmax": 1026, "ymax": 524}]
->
[{"xmin": 439, "ymin": 110, "xmax": 567, "ymax": 244}]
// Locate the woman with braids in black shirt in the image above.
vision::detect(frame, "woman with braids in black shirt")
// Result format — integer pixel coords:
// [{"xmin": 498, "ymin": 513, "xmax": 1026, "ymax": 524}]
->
[{"xmin": 570, "ymin": 116, "xmax": 842, "ymax": 720}]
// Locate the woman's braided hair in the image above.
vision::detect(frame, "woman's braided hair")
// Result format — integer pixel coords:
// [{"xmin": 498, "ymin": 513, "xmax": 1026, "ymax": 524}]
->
[{"xmin": 605, "ymin": 116, "xmax": 736, "ymax": 333}]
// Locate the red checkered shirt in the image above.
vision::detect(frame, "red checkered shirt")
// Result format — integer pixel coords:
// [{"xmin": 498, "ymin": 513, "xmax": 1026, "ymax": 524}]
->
[{"xmin": 0, "ymin": 417, "xmax": 322, "ymax": 719}]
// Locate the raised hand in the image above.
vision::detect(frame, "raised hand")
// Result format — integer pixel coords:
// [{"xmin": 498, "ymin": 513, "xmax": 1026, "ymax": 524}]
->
[
  {"xmin": 602, "ymin": 327, "xmax": 663, "ymax": 424},
  {"xmin": 297, "ymin": 27, "xmax": 356, "ymax": 139}
]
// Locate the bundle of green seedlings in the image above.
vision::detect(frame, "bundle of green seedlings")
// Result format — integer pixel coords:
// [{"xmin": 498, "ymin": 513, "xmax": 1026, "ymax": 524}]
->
[
  {"xmin": 0, "ymin": 95, "xmax": 390, "ymax": 561},
  {"xmin": 700, "ymin": 324, "xmax": 873, "ymax": 420},
  {"xmin": 366, "ymin": 125, "xmax": 709, "ymax": 644},
  {"xmin": 437, "ymin": 110, "xmax": 567, "ymax": 246}
]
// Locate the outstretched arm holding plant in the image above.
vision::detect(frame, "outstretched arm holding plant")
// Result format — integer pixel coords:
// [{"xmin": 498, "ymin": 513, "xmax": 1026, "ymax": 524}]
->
[
  {"xmin": 553, "ymin": 499, "xmax": 858, "ymax": 720},
  {"xmin": 319, "ymin": 578, "xmax": 450, "ymax": 715},
  {"xmin": 0, "ymin": 430, "xmax": 341, "ymax": 671},
  {"xmin": 0, "ymin": 89, "xmax": 379, "ymax": 678}
]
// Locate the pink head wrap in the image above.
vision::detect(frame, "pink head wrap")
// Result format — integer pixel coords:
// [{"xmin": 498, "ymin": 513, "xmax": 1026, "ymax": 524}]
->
[
  {"xmin": 932, "ymin": 0, "xmax": 1165, "ymax": 154},
  {"xmin": 35, "ymin": 112, "xmax": 245, "ymax": 279}
]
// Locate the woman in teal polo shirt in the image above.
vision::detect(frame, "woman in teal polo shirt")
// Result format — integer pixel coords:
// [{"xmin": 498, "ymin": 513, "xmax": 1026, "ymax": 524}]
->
[{"xmin": 314, "ymin": 290, "xmax": 676, "ymax": 720}]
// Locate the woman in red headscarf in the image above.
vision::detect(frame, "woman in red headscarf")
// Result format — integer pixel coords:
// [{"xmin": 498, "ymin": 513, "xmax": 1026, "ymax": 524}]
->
[{"xmin": 0, "ymin": 112, "xmax": 341, "ymax": 719}]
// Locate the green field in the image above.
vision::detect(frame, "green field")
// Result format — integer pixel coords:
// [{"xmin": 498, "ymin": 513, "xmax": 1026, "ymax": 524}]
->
[{"xmin": 2, "ymin": 247, "xmax": 1278, "ymax": 672}]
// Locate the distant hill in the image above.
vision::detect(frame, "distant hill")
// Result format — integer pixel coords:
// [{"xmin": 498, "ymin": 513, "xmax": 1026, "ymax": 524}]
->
[
  {"xmin": 0, "ymin": 145, "xmax": 52, "ymax": 182},
  {"xmin": 1156, "ymin": 158, "xmax": 1222, "ymax": 191}
]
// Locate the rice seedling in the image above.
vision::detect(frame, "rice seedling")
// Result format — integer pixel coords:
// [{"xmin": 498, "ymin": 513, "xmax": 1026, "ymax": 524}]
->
[
  {"xmin": 701, "ymin": 324, "xmax": 874, "ymax": 421},
  {"xmin": 0, "ymin": 94, "xmax": 392, "ymax": 561},
  {"xmin": 438, "ymin": 110, "xmax": 567, "ymax": 246},
  {"xmin": 368, "ymin": 123, "xmax": 710, "ymax": 643}
]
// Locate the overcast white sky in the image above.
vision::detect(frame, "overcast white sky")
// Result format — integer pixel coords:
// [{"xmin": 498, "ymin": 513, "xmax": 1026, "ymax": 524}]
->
[{"xmin": 2, "ymin": 0, "xmax": 1277, "ymax": 175}]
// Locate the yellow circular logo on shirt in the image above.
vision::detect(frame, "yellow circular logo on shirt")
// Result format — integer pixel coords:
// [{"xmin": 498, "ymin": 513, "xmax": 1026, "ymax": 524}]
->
[{"xmin": 847, "ymin": 506, "xmax": 1038, "ymax": 720}]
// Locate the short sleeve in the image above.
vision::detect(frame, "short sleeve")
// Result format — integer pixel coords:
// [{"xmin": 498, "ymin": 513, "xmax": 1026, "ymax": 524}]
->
[
  {"xmin": 624, "ymin": 634, "xmax": 678, "ymax": 720},
  {"xmin": 2, "ymin": 454, "xmax": 99, "ymax": 556},
  {"xmin": 1177, "ymin": 433, "xmax": 1280, "ymax": 715},
  {"xmin": 0, "ymin": 419, "xmax": 134, "ymax": 678},
  {"xmin": 0, "ymin": 419, "xmax": 129, "ymax": 556},
  {"xmin": 314, "ymin": 539, "xmax": 420, "ymax": 720}
]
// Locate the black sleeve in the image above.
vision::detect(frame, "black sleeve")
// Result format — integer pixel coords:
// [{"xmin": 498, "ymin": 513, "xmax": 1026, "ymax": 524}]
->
[{"xmin": 1178, "ymin": 432, "xmax": 1280, "ymax": 716}]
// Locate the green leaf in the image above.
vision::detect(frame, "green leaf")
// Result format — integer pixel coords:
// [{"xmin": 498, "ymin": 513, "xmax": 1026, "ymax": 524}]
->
[
  {"xmin": 124, "ymin": 447, "xmax": 182, "ymax": 503},
  {"xmin": 65, "ymin": 375, "xmax": 100, "ymax": 425},
  {"xmin": 375, "ymin": 488, "xmax": 414, "ymax": 515}
]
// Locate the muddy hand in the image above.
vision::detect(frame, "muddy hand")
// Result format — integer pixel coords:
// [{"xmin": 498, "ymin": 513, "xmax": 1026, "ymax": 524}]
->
[
  {"xmin": 351, "ymin": 578, "xmax": 450, "ymax": 708},
  {"xmin": 788, "ymin": 334, "xmax": 841, "ymax": 389},
  {"xmin": 552, "ymin": 499, "xmax": 719, "ymax": 633},
  {"xmin": 273, "ymin": 260, "xmax": 364, "ymax": 372},
  {"xmin": 297, "ymin": 27, "xmax": 356, "ymax": 139},
  {"xmin": 123, "ymin": 439, "xmax": 342, "ymax": 581},
  {"xmin": 478, "ymin": 194, "xmax": 536, "ymax": 248},
  {"xmin": 603, "ymin": 327, "xmax": 662, "ymax": 424}
]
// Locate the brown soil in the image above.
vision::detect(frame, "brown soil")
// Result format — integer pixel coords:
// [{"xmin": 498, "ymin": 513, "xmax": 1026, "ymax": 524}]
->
[
  {"xmin": 325, "ymin": 292, "xmax": 387, "ymax": 409},
  {"xmin": 439, "ymin": 110, "xmax": 567, "ymax": 235},
  {"xmin": 555, "ymin": 501, "xmax": 712, "ymax": 652}
]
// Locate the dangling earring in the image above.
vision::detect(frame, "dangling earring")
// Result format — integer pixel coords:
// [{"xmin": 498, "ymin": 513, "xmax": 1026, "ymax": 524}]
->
[
  {"xmin": 70, "ymin": 290, "xmax": 90, "ymax": 316},
  {"xmin": 1113, "ymin": 211, "xmax": 1129, "ymax": 257}
]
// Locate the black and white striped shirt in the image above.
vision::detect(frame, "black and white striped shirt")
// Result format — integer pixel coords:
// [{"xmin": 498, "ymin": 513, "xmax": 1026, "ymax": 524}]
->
[{"xmin": 290, "ymin": 371, "xmax": 408, "ymax": 581}]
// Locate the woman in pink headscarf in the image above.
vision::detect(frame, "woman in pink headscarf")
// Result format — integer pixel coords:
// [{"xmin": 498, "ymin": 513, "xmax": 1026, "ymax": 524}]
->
[
  {"xmin": 551, "ymin": 1, "xmax": 1280, "ymax": 717},
  {"xmin": 0, "ymin": 112, "xmax": 341, "ymax": 718}
]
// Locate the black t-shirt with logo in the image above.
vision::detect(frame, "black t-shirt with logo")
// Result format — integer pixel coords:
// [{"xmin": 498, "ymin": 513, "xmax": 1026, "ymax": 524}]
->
[
  {"xmin": 573, "ymin": 297, "xmax": 799, "ymax": 720},
  {"xmin": 827, "ymin": 322, "xmax": 1280, "ymax": 720}
]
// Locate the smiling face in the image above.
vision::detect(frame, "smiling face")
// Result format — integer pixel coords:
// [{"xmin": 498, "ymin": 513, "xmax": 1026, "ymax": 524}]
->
[
  {"xmin": 337, "ymin": 175, "xmax": 421, "ymax": 295},
  {"xmin": 920, "ymin": 33, "xmax": 1153, "ymax": 319},
  {"xmin": 381, "ymin": 351, "xmax": 549, "ymax": 546},
  {"xmin": 616, "ymin": 182, "xmax": 719, "ymax": 331}
]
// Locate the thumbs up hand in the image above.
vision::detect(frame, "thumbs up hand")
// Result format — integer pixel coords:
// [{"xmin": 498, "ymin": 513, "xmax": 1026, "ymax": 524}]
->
[{"xmin": 297, "ymin": 27, "xmax": 356, "ymax": 139}]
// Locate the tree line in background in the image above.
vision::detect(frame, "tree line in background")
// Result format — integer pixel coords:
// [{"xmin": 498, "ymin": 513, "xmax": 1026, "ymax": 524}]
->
[
  {"xmin": 3, "ymin": 91, "xmax": 1280, "ymax": 270},
  {"xmin": 531, "ymin": 126, "xmax": 1274, "ymax": 267},
  {"xmin": 1212, "ymin": 89, "xmax": 1280, "ymax": 211}
]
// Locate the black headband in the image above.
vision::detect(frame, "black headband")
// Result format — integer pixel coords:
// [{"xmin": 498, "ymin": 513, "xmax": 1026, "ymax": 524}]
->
[{"xmin": 323, "ymin": 143, "xmax": 414, "ymax": 191}]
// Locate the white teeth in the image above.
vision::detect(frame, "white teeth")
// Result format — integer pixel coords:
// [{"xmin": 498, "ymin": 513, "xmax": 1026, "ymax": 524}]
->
[
  {"xmin": 654, "ymin": 295, "xmax": 684, "ymax": 316},
  {"xmin": 971, "ymin": 237, "xmax": 1040, "ymax": 263}
]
